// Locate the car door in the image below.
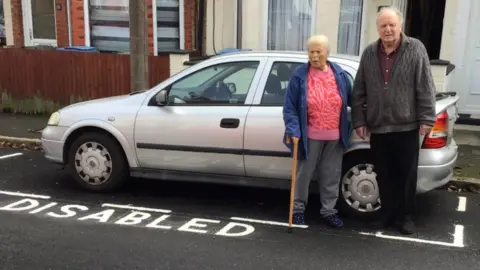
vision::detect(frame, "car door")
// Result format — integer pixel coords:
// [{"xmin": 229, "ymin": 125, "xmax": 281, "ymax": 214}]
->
[
  {"xmin": 134, "ymin": 56, "xmax": 267, "ymax": 176},
  {"xmin": 243, "ymin": 57, "xmax": 306, "ymax": 179}
]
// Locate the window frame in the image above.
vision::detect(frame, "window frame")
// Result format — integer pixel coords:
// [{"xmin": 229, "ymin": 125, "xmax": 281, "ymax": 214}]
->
[
  {"xmin": 253, "ymin": 58, "xmax": 307, "ymax": 106},
  {"xmin": 251, "ymin": 57, "xmax": 358, "ymax": 106},
  {"xmin": 262, "ymin": 0, "xmax": 317, "ymax": 51},
  {"xmin": 22, "ymin": 0, "xmax": 58, "ymax": 47},
  {"xmin": 148, "ymin": 58, "xmax": 268, "ymax": 107},
  {"xmin": 259, "ymin": 61, "xmax": 304, "ymax": 106},
  {"xmin": 154, "ymin": 0, "xmax": 185, "ymax": 54},
  {"xmin": 87, "ymin": 0, "xmax": 130, "ymax": 53}
]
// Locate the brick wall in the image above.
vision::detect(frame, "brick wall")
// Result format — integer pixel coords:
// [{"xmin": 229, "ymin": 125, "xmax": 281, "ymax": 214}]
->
[
  {"xmin": 55, "ymin": 0, "xmax": 70, "ymax": 47},
  {"xmin": 147, "ymin": 0, "xmax": 154, "ymax": 54},
  {"xmin": 184, "ymin": 0, "xmax": 196, "ymax": 50},
  {"xmin": 71, "ymin": 0, "xmax": 86, "ymax": 46},
  {"xmin": 10, "ymin": 0, "xmax": 23, "ymax": 47}
]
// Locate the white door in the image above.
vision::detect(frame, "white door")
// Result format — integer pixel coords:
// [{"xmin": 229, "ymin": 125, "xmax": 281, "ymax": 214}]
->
[
  {"xmin": 134, "ymin": 56, "xmax": 267, "ymax": 176},
  {"xmin": 22, "ymin": 0, "xmax": 57, "ymax": 46},
  {"xmin": 464, "ymin": 0, "xmax": 480, "ymax": 114}
]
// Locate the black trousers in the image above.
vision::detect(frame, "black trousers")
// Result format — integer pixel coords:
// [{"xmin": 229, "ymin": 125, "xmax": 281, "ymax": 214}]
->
[{"xmin": 370, "ymin": 129, "xmax": 420, "ymax": 222}]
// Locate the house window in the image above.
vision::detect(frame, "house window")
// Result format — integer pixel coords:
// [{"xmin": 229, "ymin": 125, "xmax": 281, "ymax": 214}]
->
[
  {"xmin": 266, "ymin": 0, "xmax": 314, "ymax": 51},
  {"xmin": 156, "ymin": 0, "xmax": 183, "ymax": 51},
  {"xmin": 21, "ymin": 0, "xmax": 57, "ymax": 46},
  {"xmin": 89, "ymin": 0, "xmax": 130, "ymax": 52},
  {"xmin": 30, "ymin": 0, "xmax": 56, "ymax": 40},
  {"xmin": 337, "ymin": 0, "xmax": 363, "ymax": 55}
]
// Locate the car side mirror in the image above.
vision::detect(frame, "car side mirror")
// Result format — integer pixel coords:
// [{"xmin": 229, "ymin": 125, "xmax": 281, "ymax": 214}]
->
[{"xmin": 155, "ymin": 89, "xmax": 168, "ymax": 106}]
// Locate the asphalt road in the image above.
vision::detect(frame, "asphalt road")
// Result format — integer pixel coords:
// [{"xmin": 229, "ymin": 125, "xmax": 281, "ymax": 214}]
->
[{"xmin": 0, "ymin": 148, "xmax": 479, "ymax": 270}]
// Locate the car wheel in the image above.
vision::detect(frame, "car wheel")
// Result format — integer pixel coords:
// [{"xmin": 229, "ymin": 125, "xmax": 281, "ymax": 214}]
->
[
  {"xmin": 337, "ymin": 150, "xmax": 381, "ymax": 220},
  {"xmin": 67, "ymin": 132, "xmax": 129, "ymax": 192}
]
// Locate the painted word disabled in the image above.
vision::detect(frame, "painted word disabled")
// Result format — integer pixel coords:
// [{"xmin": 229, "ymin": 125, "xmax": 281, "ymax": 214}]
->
[{"xmin": 0, "ymin": 198, "xmax": 255, "ymax": 237}]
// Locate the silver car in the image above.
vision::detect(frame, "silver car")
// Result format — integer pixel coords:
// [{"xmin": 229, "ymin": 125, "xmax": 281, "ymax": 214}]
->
[{"xmin": 41, "ymin": 51, "xmax": 460, "ymax": 219}]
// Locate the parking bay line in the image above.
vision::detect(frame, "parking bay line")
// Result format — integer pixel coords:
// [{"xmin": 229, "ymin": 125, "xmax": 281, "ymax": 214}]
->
[
  {"xmin": 457, "ymin": 196, "xmax": 467, "ymax": 212},
  {"xmin": 0, "ymin": 190, "xmax": 51, "ymax": 200},
  {"xmin": 0, "ymin": 153, "xmax": 23, "ymax": 160},
  {"xmin": 230, "ymin": 217, "xmax": 309, "ymax": 229},
  {"xmin": 359, "ymin": 224, "xmax": 465, "ymax": 248},
  {"xmin": 101, "ymin": 203, "xmax": 172, "ymax": 213}
]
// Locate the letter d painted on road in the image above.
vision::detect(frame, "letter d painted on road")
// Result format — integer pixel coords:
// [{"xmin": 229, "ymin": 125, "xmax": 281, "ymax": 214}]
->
[
  {"xmin": 215, "ymin": 222, "xmax": 255, "ymax": 237},
  {"xmin": 0, "ymin": 199, "xmax": 39, "ymax": 212}
]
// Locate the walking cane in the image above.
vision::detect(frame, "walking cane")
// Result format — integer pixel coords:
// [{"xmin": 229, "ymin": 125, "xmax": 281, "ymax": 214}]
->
[{"xmin": 287, "ymin": 136, "xmax": 299, "ymax": 233}]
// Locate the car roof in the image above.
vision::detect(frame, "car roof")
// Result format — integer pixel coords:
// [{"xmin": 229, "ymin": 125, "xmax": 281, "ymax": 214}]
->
[{"xmin": 208, "ymin": 50, "xmax": 360, "ymax": 68}]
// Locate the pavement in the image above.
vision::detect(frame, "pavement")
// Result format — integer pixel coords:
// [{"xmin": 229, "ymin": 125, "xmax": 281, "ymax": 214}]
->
[{"xmin": 0, "ymin": 147, "xmax": 479, "ymax": 269}]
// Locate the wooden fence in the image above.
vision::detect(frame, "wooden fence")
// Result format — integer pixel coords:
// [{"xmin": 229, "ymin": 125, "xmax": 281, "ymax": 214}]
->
[{"xmin": 0, "ymin": 48, "xmax": 171, "ymax": 114}]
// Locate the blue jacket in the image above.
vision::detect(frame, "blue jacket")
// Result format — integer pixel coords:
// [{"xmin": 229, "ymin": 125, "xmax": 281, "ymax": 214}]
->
[{"xmin": 282, "ymin": 61, "xmax": 352, "ymax": 160}]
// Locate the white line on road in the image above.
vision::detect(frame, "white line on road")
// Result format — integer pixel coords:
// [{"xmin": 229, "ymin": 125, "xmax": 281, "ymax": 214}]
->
[
  {"xmin": 230, "ymin": 217, "xmax": 309, "ymax": 229},
  {"xmin": 101, "ymin": 203, "xmax": 172, "ymax": 213},
  {"xmin": 0, "ymin": 153, "xmax": 23, "ymax": 160},
  {"xmin": 0, "ymin": 190, "xmax": 51, "ymax": 199},
  {"xmin": 359, "ymin": 224, "xmax": 465, "ymax": 248},
  {"xmin": 452, "ymin": 225, "xmax": 465, "ymax": 247},
  {"xmin": 457, "ymin": 196, "xmax": 467, "ymax": 212}
]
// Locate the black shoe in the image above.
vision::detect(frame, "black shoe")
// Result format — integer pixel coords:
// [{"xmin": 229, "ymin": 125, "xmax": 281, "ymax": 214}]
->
[{"xmin": 399, "ymin": 220, "xmax": 415, "ymax": 235}]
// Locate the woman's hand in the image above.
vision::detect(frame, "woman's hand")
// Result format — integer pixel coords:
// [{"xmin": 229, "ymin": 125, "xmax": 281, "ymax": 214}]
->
[{"xmin": 286, "ymin": 136, "xmax": 300, "ymax": 144}]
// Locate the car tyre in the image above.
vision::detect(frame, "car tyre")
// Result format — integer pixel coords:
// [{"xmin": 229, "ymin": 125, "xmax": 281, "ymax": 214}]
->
[
  {"xmin": 336, "ymin": 150, "xmax": 381, "ymax": 221},
  {"xmin": 67, "ymin": 132, "xmax": 129, "ymax": 192}
]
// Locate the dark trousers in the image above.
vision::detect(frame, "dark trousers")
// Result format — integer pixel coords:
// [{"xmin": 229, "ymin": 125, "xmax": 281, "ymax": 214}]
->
[{"xmin": 370, "ymin": 129, "xmax": 419, "ymax": 222}]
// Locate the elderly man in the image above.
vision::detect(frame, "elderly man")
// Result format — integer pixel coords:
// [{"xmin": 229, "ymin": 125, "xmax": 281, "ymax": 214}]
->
[
  {"xmin": 283, "ymin": 35, "xmax": 351, "ymax": 228},
  {"xmin": 351, "ymin": 7, "xmax": 436, "ymax": 234}
]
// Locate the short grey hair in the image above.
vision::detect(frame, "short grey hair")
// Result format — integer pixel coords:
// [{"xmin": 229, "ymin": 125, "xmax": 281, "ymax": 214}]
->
[
  {"xmin": 377, "ymin": 6, "xmax": 404, "ymax": 25},
  {"xmin": 307, "ymin": 34, "xmax": 330, "ymax": 53}
]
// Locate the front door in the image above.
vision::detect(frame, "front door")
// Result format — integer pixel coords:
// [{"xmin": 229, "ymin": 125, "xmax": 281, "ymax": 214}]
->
[
  {"xmin": 134, "ymin": 57, "xmax": 266, "ymax": 176},
  {"xmin": 464, "ymin": 0, "xmax": 480, "ymax": 115},
  {"xmin": 22, "ymin": 0, "xmax": 57, "ymax": 47}
]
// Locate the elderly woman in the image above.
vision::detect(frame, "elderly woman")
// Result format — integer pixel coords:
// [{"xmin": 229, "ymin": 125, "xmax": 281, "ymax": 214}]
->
[{"xmin": 283, "ymin": 35, "xmax": 351, "ymax": 228}]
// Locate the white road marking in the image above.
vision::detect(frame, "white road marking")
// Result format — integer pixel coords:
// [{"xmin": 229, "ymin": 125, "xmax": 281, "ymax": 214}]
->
[
  {"xmin": 457, "ymin": 196, "xmax": 467, "ymax": 212},
  {"xmin": 0, "ymin": 190, "xmax": 51, "ymax": 199},
  {"xmin": 230, "ymin": 217, "xmax": 309, "ymax": 229},
  {"xmin": 359, "ymin": 224, "xmax": 465, "ymax": 248},
  {"xmin": 101, "ymin": 203, "xmax": 172, "ymax": 213},
  {"xmin": 452, "ymin": 224, "xmax": 465, "ymax": 247},
  {"xmin": 0, "ymin": 153, "xmax": 23, "ymax": 160}
]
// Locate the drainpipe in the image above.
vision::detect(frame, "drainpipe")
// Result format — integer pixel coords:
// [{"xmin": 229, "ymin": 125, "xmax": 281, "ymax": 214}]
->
[
  {"xmin": 236, "ymin": 0, "xmax": 242, "ymax": 49},
  {"xmin": 66, "ymin": 0, "xmax": 73, "ymax": 46}
]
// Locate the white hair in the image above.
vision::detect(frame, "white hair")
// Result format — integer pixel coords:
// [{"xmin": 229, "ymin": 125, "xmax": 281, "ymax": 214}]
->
[
  {"xmin": 307, "ymin": 34, "xmax": 330, "ymax": 53},
  {"xmin": 377, "ymin": 6, "xmax": 404, "ymax": 25}
]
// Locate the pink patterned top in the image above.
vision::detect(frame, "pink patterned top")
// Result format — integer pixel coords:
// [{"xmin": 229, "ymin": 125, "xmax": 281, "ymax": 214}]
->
[{"xmin": 306, "ymin": 65, "xmax": 342, "ymax": 140}]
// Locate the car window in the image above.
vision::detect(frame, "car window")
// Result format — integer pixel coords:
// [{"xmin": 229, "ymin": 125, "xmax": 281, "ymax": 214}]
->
[
  {"xmin": 344, "ymin": 71, "xmax": 354, "ymax": 92},
  {"xmin": 167, "ymin": 61, "xmax": 260, "ymax": 105},
  {"xmin": 336, "ymin": 63, "xmax": 356, "ymax": 93},
  {"xmin": 260, "ymin": 61, "xmax": 303, "ymax": 106},
  {"xmin": 172, "ymin": 66, "xmax": 227, "ymax": 89},
  {"xmin": 223, "ymin": 66, "xmax": 258, "ymax": 95}
]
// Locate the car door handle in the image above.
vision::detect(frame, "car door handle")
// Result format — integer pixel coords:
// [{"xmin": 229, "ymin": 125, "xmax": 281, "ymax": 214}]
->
[{"xmin": 220, "ymin": 118, "xmax": 240, "ymax": 128}]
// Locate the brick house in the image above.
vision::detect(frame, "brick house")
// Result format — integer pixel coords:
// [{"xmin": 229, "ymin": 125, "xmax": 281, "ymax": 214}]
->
[{"xmin": 2, "ymin": 0, "xmax": 200, "ymax": 75}]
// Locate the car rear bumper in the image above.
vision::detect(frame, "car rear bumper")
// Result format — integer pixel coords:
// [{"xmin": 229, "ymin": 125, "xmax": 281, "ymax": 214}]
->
[
  {"xmin": 416, "ymin": 139, "xmax": 459, "ymax": 193},
  {"xmin": 41, "ymin": 126, "xmax": 68, "ymax": 164}
]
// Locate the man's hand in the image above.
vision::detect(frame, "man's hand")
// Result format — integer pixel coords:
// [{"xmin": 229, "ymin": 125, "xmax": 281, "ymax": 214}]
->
[
  {"xmin": 355, "ymin": 126, "xmax": 368, "ymax": 140},
  {"xmin": 419, "ymin": 125, "xmax": 432, "ymax": 136}
]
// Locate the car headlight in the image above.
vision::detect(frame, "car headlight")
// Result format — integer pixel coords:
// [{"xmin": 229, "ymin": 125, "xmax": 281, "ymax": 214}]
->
[{"xmin": 47, "ymin": 112, "xmax": 60, "ymax": 126}]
